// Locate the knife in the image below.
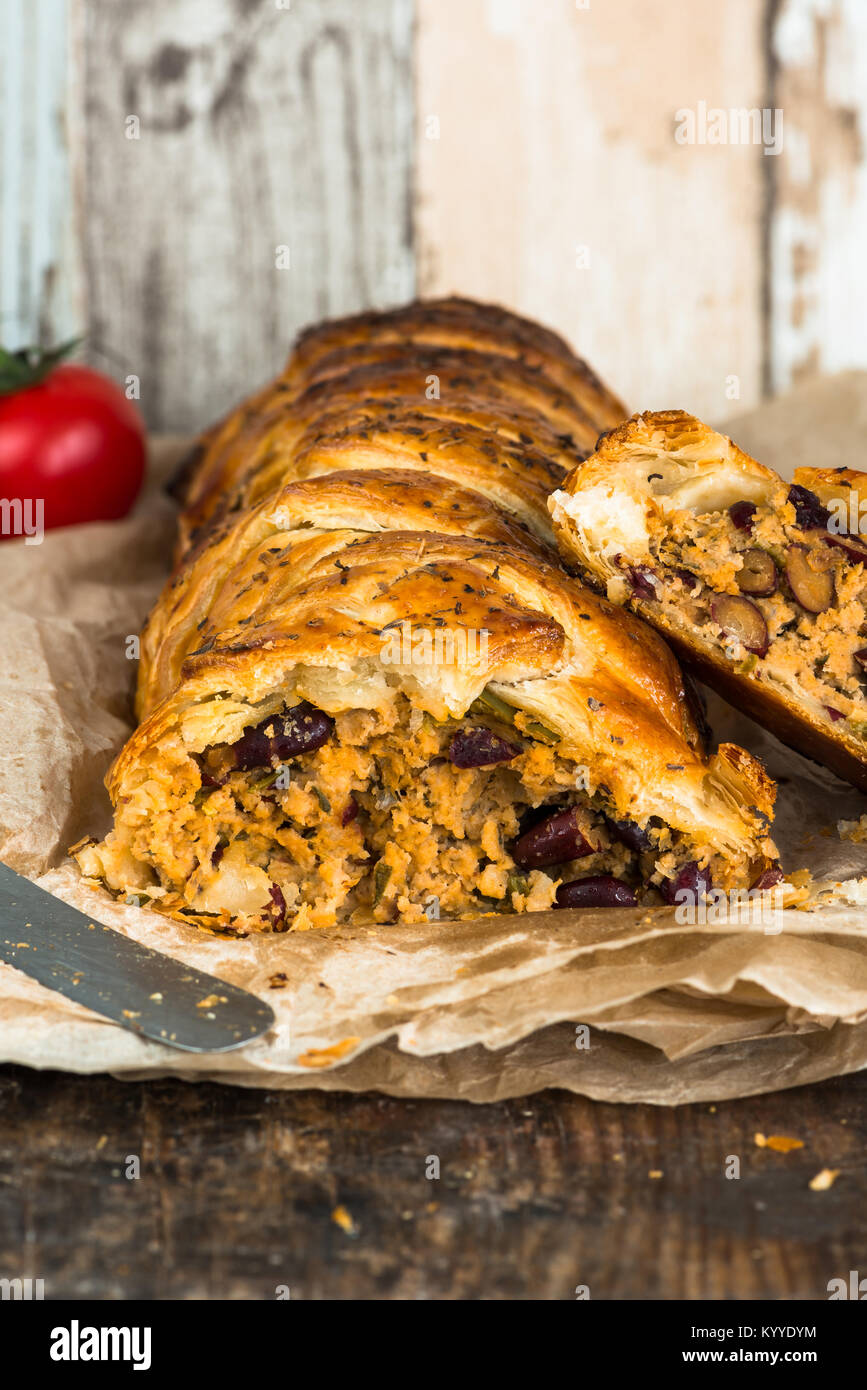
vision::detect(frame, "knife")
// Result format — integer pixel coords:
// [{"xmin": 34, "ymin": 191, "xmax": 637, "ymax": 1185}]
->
[{"xmin": 0, "ymin": 861, "xmax": 274, "ymax": 1052}]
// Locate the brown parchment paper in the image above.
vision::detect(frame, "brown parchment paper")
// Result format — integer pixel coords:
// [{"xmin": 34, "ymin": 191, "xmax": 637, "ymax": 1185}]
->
[{"xmin": 4, "ymin": 376, "xmax": 867, "ymax": 1104}]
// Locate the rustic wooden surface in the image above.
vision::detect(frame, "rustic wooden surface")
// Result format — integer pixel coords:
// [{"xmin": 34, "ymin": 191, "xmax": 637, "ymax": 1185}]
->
[{"xmin": 1, "ymin": 1062, "xmax": 865, "ymax": 1299}]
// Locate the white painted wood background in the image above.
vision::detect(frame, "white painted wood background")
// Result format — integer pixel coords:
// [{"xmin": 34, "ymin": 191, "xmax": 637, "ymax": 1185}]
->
[
  {"xmin": 1, "ymin": 0, "xmax": 866, "ymax": 429},
  {"xmin": 1, "ymin": 0, "xmax": 415, "ymax": 430}
]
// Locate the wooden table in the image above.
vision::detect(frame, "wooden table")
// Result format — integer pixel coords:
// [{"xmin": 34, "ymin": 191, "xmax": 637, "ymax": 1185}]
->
[{"xmin": 1, "ymin": 1063, "xmax": 865, "ymax": 1300}]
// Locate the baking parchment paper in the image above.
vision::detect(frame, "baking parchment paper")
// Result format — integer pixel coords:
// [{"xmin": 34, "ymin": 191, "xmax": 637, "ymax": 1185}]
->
[{"xmin": 3, "ymin": 376, "xmax": 867, "ymax": 1104}]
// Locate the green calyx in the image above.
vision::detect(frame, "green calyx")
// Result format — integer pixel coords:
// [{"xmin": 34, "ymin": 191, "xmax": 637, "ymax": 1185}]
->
[{"xmin": 0, "ymin": 338, "xmax": 81, "ymax": 396}]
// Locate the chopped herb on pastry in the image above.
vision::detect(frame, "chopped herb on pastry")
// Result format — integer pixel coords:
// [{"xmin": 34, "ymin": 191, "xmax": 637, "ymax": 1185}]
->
[
  {"xmin": 549, "ymin": 408, "xmax": 867, "ymax": 792},
  {"xmin": 73, "ymin": 309, "xmax": 778, "ymax": 934}
]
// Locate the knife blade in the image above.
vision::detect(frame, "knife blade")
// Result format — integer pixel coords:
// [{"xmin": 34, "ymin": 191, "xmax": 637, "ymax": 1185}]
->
[{"xmin": 0, "ymin": 861, "xmax": 274, "ymax": 1052}]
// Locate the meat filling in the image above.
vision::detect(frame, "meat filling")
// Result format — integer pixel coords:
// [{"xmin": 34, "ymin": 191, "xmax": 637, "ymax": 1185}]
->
[{"xmin": 80, "ymin": 694, "xmax": 745, "ymax": 934}]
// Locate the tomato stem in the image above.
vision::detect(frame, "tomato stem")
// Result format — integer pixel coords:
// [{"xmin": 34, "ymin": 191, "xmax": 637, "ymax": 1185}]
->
[{"xmin": 0, "ymin": 338, "xmax": 82, "ymax": 396}]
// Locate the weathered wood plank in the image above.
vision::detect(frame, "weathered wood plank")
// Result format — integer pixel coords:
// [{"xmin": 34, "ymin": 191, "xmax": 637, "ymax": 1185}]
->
[
  {"xmin": 766, "ymin": 0, "xmax": 867, "ymax": 393},
  {"xmin": 0, "ymin": 0, "xmax": 85, "ymax": 351},
  {"xmin": 415, "ymin": 0, "xmax": 767, "ymax": 420},
  {"xmin": 1, "ymin": 1062, "xmax": 865, "ymax": 1299},
  {"xmin": 77, "ymin": 0, "xmax": 415, "ymax": 431}
]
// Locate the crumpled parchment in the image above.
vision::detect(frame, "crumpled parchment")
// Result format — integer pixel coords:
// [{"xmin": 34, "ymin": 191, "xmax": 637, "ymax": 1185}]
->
[{"xmin": 3, "ymin": 378, "xmax": 867, "ymax": 1105}]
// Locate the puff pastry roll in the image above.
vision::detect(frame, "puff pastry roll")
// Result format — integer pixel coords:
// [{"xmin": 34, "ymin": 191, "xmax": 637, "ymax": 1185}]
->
[
  {"xmin": 74, "ymin": 307, "xmax": 777, "ymax": 934},
  {"xmin": 550, "ymin": 409, "xmax": 867, "ymax": 792}
]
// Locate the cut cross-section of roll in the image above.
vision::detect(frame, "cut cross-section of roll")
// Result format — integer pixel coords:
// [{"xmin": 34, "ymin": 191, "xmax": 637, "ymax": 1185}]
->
[
  {"xmin": 549, "ymin": 408, "xmax": 867, "ymax": 792},
  {"xmin": 74, "ymin": 522, "xmax": 776, "ymax": 933}
]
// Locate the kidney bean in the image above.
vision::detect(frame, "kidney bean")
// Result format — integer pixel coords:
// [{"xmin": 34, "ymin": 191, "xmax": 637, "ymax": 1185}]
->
[
  {"xmin": 264, "ymin": 883, "xmax": 287, "ymax": 928},
  {"xmin": 232, "ymin": 703, "xmax": 334, "ymax": 770},
  {"xmin": 341, "ymin": 798, "xmax": 359, "ymax": 827},
  {"xmin": 231, "ymin": 723, "xmax": 271, "ymax": 770},
  {"xmin": 625, "ymin": 564, "xmax": 658, "ymax": 600},
  {"xmin": 556, "ymin": 876, "xmax": 637, "ymax": 909},
  {"xmin": 513, "ymin": 807, "xmax": 597, "ymax": 869},
  {"xmin": 788, "ymin": 484, "xmax": 830, "ymax": 531},
  {"xmin": 729, "ymin": 500, "xmax": 756, "ymax": 532},
  {"xmin": 449, "ymin": 728, "xmax": 521, "ymax": 768},
  {"xmin": 269, "ymin": 704, "xmax": 334, "ymax": 759},
  {"xmin": 662, "ymin": 861, "xmax": 712, "ymax": 905},
  {"xmin": 751, "ymin": 865, "xmax": 784, "ymax": 891},
  {"xmin": 607, "ymin": 816, "xmax": 655, "ymax": 853}
]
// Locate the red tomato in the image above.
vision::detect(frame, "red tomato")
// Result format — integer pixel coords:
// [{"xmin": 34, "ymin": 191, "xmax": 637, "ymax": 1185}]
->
[{"xmin": 0, "ymin": 362, "xmax": 146, "ymax": 537}]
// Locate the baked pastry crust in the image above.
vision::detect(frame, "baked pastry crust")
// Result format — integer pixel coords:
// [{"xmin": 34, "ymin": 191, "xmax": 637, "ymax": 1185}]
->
[
  {"xmin": 550, "ymin": 409, "xmax": 867, "ymax": 792},
  {"xmin": 75, "ymin": 314, "xmax": 777, "ymax": 932},
  {"xmin": 171, "ymin": 297, "xmax": 621, "ymax": 560}
]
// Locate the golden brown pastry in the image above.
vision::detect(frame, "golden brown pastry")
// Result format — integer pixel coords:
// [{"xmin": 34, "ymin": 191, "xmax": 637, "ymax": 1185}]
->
[
  {"xmin": 550, "ymin": 409, "xmax": 867, "ymax": 792},
  {"xmin": 73, "ymin": 306, "xmax": 777, "ymax": 935},
  {"xmin": 171, "ymin": 296, "xmax": 622, "ymax": 560}
]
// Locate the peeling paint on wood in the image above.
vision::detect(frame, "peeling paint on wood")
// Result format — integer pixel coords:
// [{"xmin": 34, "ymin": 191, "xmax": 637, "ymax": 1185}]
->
[
  {"xmin": 77, "ymin": 0, "xmax": 415, "ymax": 430},
  {"xmin": 0, "ymin": 0, "xmax": 85, "ymax": 351},
  {"xmin": 415, "ymin": 0, "xmax": 767, "ymax": 421},
  {"xmin": 767, "ymin": 0, "xmax": 867, "ymax": 393}
]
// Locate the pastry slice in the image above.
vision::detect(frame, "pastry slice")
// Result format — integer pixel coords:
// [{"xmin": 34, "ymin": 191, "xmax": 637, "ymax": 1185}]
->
[{"xmin": 549, "ymin": 409, "xmax": 867, "ymax": 791}]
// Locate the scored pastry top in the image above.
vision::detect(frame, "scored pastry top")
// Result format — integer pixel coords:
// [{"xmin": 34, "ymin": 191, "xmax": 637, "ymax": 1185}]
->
[{"xmin": 171, "ymin": 296, "xmax": 623, "ymax": 560}]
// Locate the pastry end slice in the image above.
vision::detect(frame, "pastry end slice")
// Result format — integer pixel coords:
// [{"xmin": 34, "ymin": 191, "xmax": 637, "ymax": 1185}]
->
[{"xmin": 550, "ymin": 409, "xmax": 867, "ymax": 792}]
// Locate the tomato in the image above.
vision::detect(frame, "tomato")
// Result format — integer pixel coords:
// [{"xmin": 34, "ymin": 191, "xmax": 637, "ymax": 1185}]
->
[{"xmin": 0, "ymin": 354, "xmax": 146, "ymax": 539}]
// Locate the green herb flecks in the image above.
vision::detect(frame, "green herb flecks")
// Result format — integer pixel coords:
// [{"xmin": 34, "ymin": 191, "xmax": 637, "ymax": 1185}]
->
[
  {"xmin": 373, "ymin": 861, "xmax": 393, "ymax": 906},
  {"xmin": 507, "ymin": 871, "xmax": 530, "ymax": 898},
  {"xmin": 522, "ymin": 719, "xmax": 560, "ymax": 745},
  {"xmin": 471, "ymin": 686, "xmax": 560, "ymax": 744}
]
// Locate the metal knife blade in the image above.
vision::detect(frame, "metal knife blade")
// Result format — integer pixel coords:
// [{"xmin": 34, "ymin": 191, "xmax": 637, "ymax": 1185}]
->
[{"xmin": 0, "ymin": 862, "xmax": 274, "ymax": 1052}]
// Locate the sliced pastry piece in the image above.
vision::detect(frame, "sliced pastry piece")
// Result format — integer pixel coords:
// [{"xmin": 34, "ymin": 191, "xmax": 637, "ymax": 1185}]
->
[{"xmin": 549, "ymin": 409, "xmax": 867, "ymax": 791}]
